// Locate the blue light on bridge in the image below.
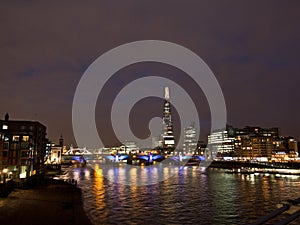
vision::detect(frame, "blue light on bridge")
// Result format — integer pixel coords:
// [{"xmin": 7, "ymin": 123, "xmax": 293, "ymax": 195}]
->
[
  {"xmin": 105, "ymin": 154, "xmax": 129, "ymax": 162},
  {"xmin": 193, "ymin": 155, "xmax": 206, "ymax": 161},
  {"xmin": 149, "ymin": 154, "xmax": 153, "ymax": 162},
  {"xmin": 119, "ymin": 155, "xmax": 129, "ymax": 160},
  {"xmin": 136, "ymin": 154, "xmax": 163, "ymax": 162},
  {"xmin": 137, "ymin": 155, "xmax": 149, "ymax": 161},
  {"xmin": 182, "ymin": 155, "xmax": 192, "ymax": 160},
  {"xmin": 105, "ymin": 155, "xmax": 115, "ymax": 161},
  {"xmin": 152, "ymin": 155, "xmax": 163, "ymax": 160}
]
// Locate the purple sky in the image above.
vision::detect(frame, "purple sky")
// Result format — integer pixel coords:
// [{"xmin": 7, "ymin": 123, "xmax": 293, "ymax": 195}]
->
[{"xmin": 1, "ymin": 1, "xmax": 300, "ymax": 147}]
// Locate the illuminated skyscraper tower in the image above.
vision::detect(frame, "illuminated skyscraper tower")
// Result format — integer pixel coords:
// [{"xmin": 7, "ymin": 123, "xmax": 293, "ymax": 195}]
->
[
  {"xmin": 162, "ymin": 87, "xmax": 175, "ymax": 151},
  {"xmin": 183, "ymin": 123, "xmax": 197, "ymax": 154}
]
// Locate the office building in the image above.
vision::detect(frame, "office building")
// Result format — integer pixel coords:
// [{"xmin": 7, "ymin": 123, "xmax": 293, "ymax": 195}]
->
[
  {"xmin": 183, "ymin": 123, "xmax": 198, "ymax": 154},
  {"xmin": 161, "ymin": 87, "xmax": 175, "ymax": 151},
  {"xmin": 207, "ymin": 125, "xmax": 235, "ymax": 157},
  {"xmin": 234, "ymin": 126, "xmax": 279, "ymax": 158}
]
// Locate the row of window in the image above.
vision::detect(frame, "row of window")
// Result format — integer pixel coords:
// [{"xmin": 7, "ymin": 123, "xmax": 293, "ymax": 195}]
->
[
  {"xmin": 1, "ymin": 150, "xmax": 32, "ymax": 158},
  {"xmin": 3, "ymin": 142, "xmax": 32, "ymax": 150},
  {"xmin": 2, "ymin": 125, "xmax": 35, "ymax": 131},
  {"xmin": 2, "ymin": 135, "xmax": 30, "ymax": 142},
  {"xmin": 12, "ymin": 135, "xmax": 30, "ymax": 142}
]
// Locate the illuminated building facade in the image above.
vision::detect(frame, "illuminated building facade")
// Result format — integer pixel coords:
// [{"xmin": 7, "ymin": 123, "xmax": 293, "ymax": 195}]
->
[
  {"xmin": 208, "ymin": 126, "xmax": 298, "ymax": 160},
  {"xmin": 271, "ymin": 136, "xmax": 298, "ymax": 161},
  {"xmin": 161, "ymin": 87, "xmax": 175, "ymax": 151},
  {"xmin": 183, "ymin": 123, "xmax": 198, "ymax": 154},
  {"xmin": 234, "ymin": 127, "xmax": 279, "ymax": 158},
  {"xmin": 0, "ymin": 114, "xmax": 47, "ymax": 179},
  {"xmin": 121, "ymin": 141, "xmax": 139, "ymax": 154},
  {"xmin": 46, "ymin": 136, "xmax": 65, "ymax": 164},
  {"xmin": 208, "ymin": 126, "xmax": 235, "ymax": 157}
]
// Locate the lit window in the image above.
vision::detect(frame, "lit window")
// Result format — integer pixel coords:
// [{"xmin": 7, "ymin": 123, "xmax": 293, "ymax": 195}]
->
[
  {"xmin": 12, "ymin": 135, "xmax": 20, "ymax": 142},
  {"xmin": 22, "ymin": 136, "xmax": 29, "ymax": 142},
  {"xmin": 2, "ymin": 125, "xmax": 8, "ymax": 130}
]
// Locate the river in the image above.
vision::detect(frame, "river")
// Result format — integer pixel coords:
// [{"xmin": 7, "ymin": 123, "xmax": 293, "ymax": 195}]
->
[{"xmin": 60, "ymin": 162, "xmax": 300, "ymax": 225}]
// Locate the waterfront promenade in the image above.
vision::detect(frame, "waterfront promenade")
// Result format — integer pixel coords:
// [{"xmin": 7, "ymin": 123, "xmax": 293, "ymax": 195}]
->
[{"xmin": 0, "ymin": 180, "xmax": 91, "ymax": 225}]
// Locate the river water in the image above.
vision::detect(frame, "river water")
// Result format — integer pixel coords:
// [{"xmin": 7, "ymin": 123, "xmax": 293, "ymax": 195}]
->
[{"xmin": 61, "ymin": 162, "xmax": 300, "ymax": 225}]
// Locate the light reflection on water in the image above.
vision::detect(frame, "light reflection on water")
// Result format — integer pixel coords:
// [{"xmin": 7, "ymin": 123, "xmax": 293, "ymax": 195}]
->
[
  {"xmin": 91, "ymin": 162, "xmax": 182, "ymax": 186},
  {"xmin": 64, "ymin": 164, "xmax": 300, "ymax": 225}
]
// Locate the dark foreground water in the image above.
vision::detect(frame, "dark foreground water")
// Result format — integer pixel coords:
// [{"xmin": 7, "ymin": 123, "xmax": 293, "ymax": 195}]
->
[{"xmin": 61, "ymin": 162, "xmax": 300, "ymax": 225}]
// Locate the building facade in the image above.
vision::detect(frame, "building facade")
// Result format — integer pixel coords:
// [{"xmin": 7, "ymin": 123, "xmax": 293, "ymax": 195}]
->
[
  {"xmin": 207, "ymin": 127, "xmax": 235, "ymax": 158},
  {"xmin": 161, "ymin": 87, "xmax": 175, "ymax": 152},
  {"xmin": 121, "ymin": 141, "xmax": 139, "ymax": 154},
  {"xmin": 183, "ymin": 123, "xmax": 198, "ymax": 154},
  {"xmin": 206, "ymin": 125, "xmax": 296, "ymax": 160},
  {"xmin": 46, "ymin": 135, "xmax": 66, "ymax": 164},
  {"xmin": 271, "ymin": 136, "xmax": 298, "ymax": 161},
  {"xmin": 0, "ymin": 114, "xmax": 47, "ymax": 179},
  {"xmin": 234, "ymin": 127, "xmax": 279, "ymax": 159}
]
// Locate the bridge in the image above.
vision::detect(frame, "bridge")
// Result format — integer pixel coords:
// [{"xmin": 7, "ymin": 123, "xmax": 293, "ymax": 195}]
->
[
  {"xmin": 102, "ymin": 153, "xmax": 206, "ymax": 166},
  {"xmin": 61, "ymin": 150, "xmax": 206, "ymax": 166},
  {"xmin": 64, "ymin": 147, "xmax": 93, "ymax": 155},
  {"xmin": 62, "ymin": 147, "xmax": 94, "ymax": 165}
]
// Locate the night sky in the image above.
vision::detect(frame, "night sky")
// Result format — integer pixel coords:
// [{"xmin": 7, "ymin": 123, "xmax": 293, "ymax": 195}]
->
[{"xmin": 1, "ymin": 1, "xmax": 300, "ymax": 148}]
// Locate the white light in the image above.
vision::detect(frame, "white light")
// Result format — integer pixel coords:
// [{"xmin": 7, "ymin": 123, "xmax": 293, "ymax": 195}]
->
[{"xmin": 19, "ymin": 172, "xmax": 26, "ymax": 179}]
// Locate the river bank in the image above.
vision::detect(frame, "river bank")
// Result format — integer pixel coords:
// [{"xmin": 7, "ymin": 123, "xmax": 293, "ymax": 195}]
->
[
  {"xmin": 208, "ymin": 160, "xmax": 300, "ymax": 169},
  {"xmin": 0, "ymin": 179, "xmax": 91, "ymax": 225}
]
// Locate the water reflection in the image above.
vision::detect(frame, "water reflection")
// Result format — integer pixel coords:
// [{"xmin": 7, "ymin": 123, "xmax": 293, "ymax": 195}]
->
[
  {"xmin": 93, "ymin": 164, "xmax": 106, "ymax": 211},
  {"xmin": 89, "ymin": 162, "xmax": 181, "ymax": 186},
  {"xmin": 65, "ymin": 165, "xmax": 300, "ymax": 225}
]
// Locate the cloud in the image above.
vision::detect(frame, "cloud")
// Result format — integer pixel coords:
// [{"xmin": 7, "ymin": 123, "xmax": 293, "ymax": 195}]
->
[{"xmin": 0, "ymin": 1, "xmax": 300, "ymax": 146}]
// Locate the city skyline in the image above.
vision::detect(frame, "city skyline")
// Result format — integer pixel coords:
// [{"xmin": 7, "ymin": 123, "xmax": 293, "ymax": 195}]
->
[{"xmin": 1, "ymin": 1, "xmax": 299, "ymax": 147}]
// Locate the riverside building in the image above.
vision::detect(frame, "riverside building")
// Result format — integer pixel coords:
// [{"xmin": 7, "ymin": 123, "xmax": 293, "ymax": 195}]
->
[
  {"xmin": 207, "ymin": 125, "xmax": 298, "ymax": 161},
  {"xmin": 207, "ymin": 125, "xmax": 235, "ymax": 158},
  {"xmin": 234, "ymin": 127, "xmax": 279, "ymax": 159},
  {"xmin": 271, "ymin": 136, "xmax": 298, "ymax": 162},
  {"xmin": 0, "ymin": 113, "xmax": 47, "ymax": 179}
]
